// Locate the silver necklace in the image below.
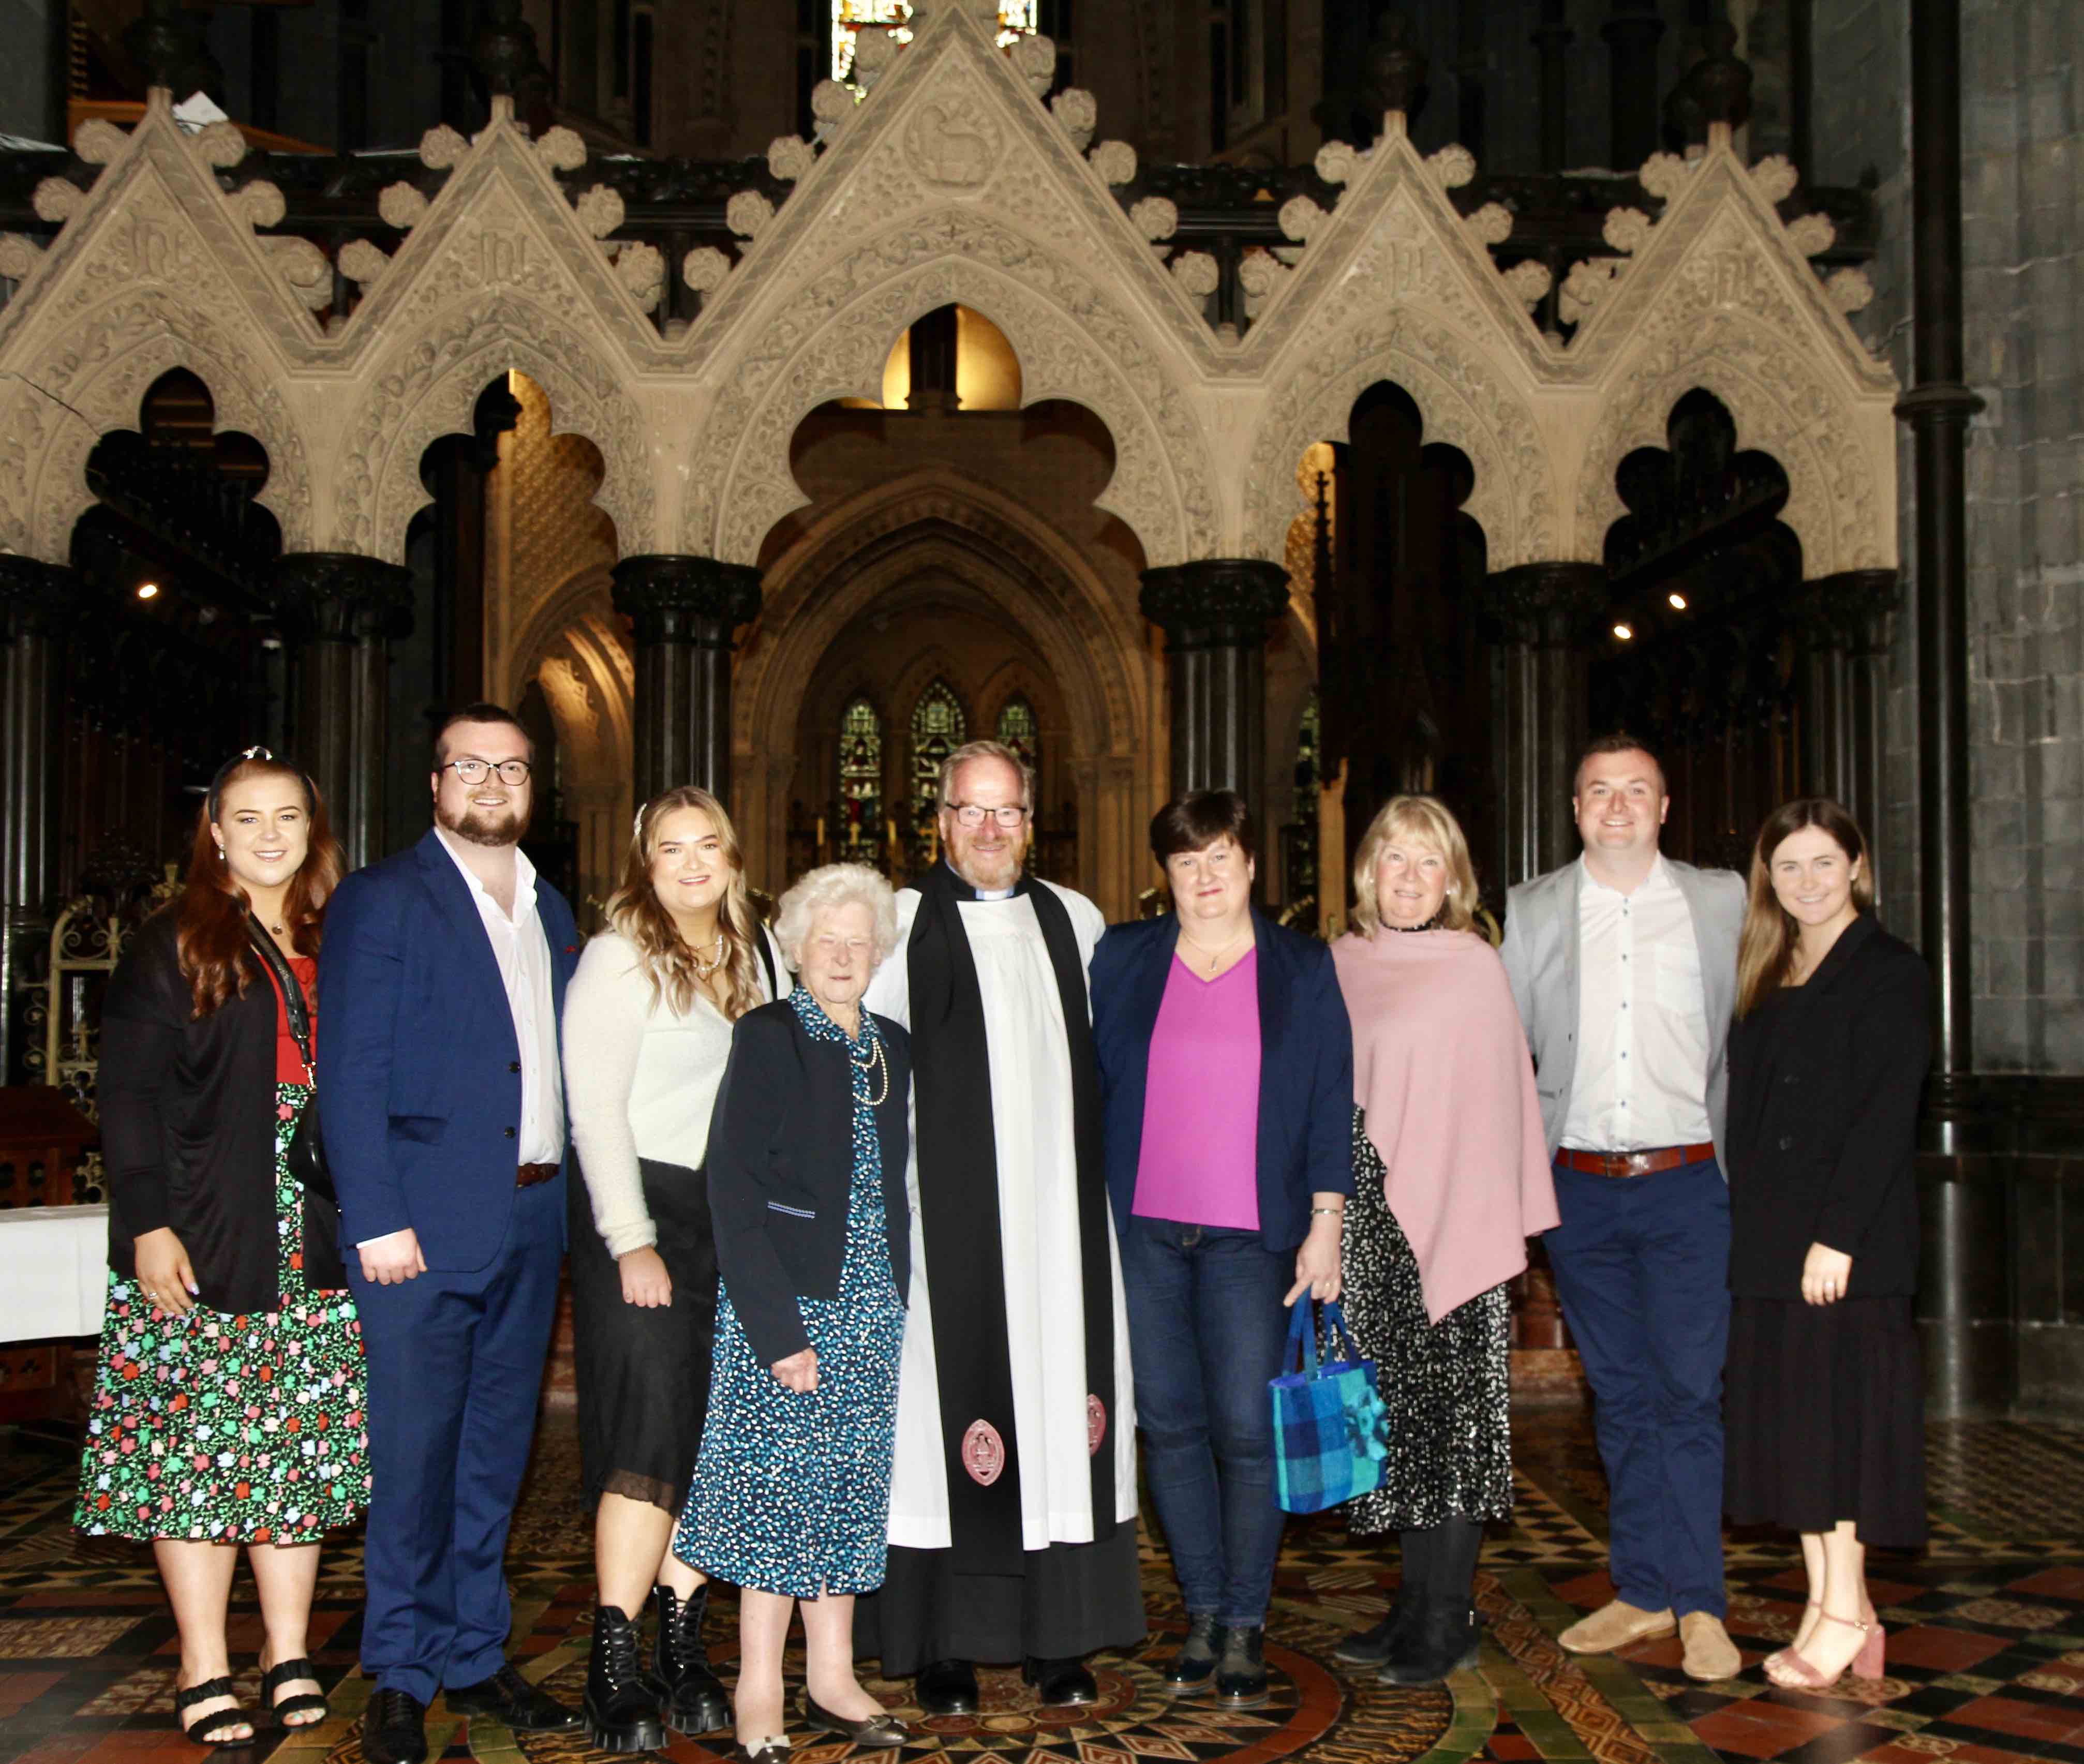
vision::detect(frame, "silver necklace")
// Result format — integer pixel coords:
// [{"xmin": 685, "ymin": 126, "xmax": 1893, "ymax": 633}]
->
[{"xmin": 1179, "ymin": 926, "xmax": 1249, "ymax": 974}]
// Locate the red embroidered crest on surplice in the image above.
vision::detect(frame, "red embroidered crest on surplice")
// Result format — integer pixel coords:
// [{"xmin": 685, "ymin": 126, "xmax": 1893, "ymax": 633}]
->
[
  {"xmin": 961, "ymin": 1418, "xmax": 1006, "ymax": 1486},
  {"xmin": 1086, "ymin": 1394, "xmax": 1107, "ymax": 1456}
]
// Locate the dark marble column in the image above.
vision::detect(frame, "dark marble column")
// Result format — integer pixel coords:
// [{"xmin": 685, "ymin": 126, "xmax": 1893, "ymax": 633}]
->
[
  {"xmin": 275, "ymin": 553, "xmax": 414, "ymax": 873},
  {"xmin": 1531, "ymin": 0, "xmax": 1574, "ymax": 172},
  {"xmin": 0, "ymin": 558, "xmax": 72, "ymax": 1085},
  {"xmin": 611, "ymin": 555, "xmax": 763, "ymax": 804},
  {"xmin": 1796, "ymin": 570, "xmax": 1901, "ymax": 868},
  {"xmin": 1139, "ymin": 560, "xmax": 1289, "ymax": 833},
  {"xmin": 1481, "ymin": 562, "xmax": 1607, "ymax": 887},
  {"xmin": 1601, "ymin": 0, "xmax": 1665, "ymax": 170}
]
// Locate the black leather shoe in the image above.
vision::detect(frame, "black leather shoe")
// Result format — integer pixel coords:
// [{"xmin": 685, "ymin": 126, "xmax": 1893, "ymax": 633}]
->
[
  {"xmin": 444, "ymin": 1662, "xmax": 584, "ymax": 1731},
  {"xmin": 1214, "ymin": 1626, "xmax": 1269, "ymax": 1708},
  {"xmin": 584, "ymin": 1604, "xmax": 666, "ymax": 1753},
  {"xmin": 804, "ymin": 1692, "xmax": 915, "ymax": 1747},
  {"xmin": 652, "ymin": 1582, "xmax": 730, "ymax": 1734},
  {"xmin": 915, "ymin": 1658, "xmax": 979, "ymax": 1715},
  {"xmin": 362, "ymin": 1688, "xmax": 428, "ymax": 1764},
  {"xmin": 1162, "ymin": 1617, "xmax": 1223, "ymax": 1694},
  {"xmin": 1022, "ymin": 1656, "xmax": 1099, "ymax": 1706}
]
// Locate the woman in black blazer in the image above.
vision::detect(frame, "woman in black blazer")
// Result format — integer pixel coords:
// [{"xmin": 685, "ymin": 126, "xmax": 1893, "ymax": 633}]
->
[
  {"xmin": 1724, "ymin": 798, "xmax": 1930, "ymax": 1695},
  {"xmin": 73, "ymin": 751, "xmax": 364, "ymax": 1748},
  {"xmin": 671, "ymin": 864, "xmax": 915, "ymax": 1763}
]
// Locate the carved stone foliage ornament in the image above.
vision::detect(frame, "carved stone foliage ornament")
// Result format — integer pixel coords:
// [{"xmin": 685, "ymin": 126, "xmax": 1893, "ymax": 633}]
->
[{"xmin": 907, "ymin": 97, "xmax": 1002, "ymax": 192}]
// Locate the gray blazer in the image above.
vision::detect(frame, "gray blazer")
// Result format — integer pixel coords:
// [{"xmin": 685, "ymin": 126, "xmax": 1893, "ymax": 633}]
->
[{"xmin": 1498, "ymin": 856, "xmax": 1747, "ymax": 1168}]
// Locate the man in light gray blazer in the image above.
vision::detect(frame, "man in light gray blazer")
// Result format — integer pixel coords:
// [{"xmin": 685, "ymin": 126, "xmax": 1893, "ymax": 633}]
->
[{"xmin": 1499, "ymin": 735, "xmax": 1746, "ymax": 1684}]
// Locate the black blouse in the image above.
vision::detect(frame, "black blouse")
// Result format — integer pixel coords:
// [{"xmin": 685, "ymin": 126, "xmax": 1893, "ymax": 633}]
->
[
  {"xmin": 99, "ymin": 907, "xmax": 346, "ymax": 1311},
  {"xmin": 1725, "ymin": 913, "xmax": 1931, "ymax": 1299}
]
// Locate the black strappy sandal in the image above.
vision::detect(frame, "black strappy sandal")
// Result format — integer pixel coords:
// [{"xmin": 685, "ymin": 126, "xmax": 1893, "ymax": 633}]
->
[
  {"xmin": 261, "ymin": 1657, "xmax": 330, "ymax": 1727},
  {"xmin": 174, "ymin": 1676, "xmax": 256, "ymax": 1749}
]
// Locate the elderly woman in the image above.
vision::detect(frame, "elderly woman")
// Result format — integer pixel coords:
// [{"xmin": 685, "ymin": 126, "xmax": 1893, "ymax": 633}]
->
[
  {"xmin": 672, "ymin": 863, "xmax": 915, "ymax": 1762},
  {"xmin": 1330, "ymin": 796, "xmax": 1558, "ymax": 1686},
  {"xmin": 1090, "ymin": 790, "xmax": 1353, "ymax": 1708}
]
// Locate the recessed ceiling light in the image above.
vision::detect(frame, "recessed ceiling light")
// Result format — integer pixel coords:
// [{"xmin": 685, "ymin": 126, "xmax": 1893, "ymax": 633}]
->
[
  {"xmin": 1668, "ymin": 592, "xmax": 1688, "ymax": 610},
  {"xmin": 136, "ymin": 582, "xmax": 159, "ymax": 600},
  {"xmin": 1613, "ymin": 622, "xmax": 1634, "ymax": 640}
]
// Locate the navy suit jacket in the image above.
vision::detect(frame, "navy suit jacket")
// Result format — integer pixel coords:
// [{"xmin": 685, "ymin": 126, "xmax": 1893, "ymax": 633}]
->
[
  {"xmin": 317, "ymin": 827, "xmax": 580, "ymax": 1270},
  {"xmin": 1089, "ymin": 910, "xmax": 1354, "ymax": 1253}
]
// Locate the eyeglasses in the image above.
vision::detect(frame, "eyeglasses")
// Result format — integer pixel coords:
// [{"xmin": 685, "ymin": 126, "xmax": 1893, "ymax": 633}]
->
[
  {"xmin": 443, "ymin": 758, "xmax": 532, "ymax": 785},
  {"xmin": 948, "ymin": 803, "xmax": 1029, "ymax": 829}
]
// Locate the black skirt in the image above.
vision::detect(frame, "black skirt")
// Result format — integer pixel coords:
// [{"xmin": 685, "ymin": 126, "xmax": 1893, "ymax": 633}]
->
[
  {"xmin": 570, "ymin": 1155, "xmax": 721, "ymax": 1515},
  {"xmin": 1724, "ymin": 1294, "xmax": 1927, "ymax": 1550}
]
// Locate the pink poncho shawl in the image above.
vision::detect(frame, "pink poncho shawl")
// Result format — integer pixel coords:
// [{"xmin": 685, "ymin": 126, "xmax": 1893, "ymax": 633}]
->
[{"xmin": 1331, "ymin": 928, "xmax": 1560, "ymax": 1324}]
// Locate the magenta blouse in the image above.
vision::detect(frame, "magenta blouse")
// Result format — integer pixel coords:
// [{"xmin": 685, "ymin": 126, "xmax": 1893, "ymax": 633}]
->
[{"xmin": 1130, "ymin": 949, "xmax": 1262, "ymax": 1230}]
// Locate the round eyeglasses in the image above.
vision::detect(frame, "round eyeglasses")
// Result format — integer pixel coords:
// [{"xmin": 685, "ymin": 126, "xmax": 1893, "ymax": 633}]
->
[
  {"xmin": 443, "ymin": 758, "xmax": 532, "ymax": 785},
  {"xmin": 948, "ymin": 803, "xmax": 1030, "ymax": 828}
]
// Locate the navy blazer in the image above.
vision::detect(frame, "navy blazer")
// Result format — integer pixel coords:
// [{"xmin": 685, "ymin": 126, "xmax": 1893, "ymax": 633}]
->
[
  {"xmin": 1089, "ymin": 910, "xmax": 1354, "ymax": 1252},
  {"xmin": 317, "ymin": 828, "xmax": 580, "ymax": 1269}
]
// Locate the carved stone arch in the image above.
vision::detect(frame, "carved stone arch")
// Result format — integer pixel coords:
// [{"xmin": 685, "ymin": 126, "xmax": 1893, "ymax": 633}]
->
[
  {"xmin": 1242, "ymin": 310, "xmax": 1556, "ymax": 572},
  {"xmin": 333, "ymin": 292, "xmax": 653, "ymax": 562},
  {"xmin": 681, "ymin": 223, "xmax": 1219, "ymax": 569},
  {"xmin": 1575, "ymin": 310, "xmax": 1885, "ymax": 576},
  {"xmin": 7, "ymin": 289, "xmax": 315, "ymax": 559}
]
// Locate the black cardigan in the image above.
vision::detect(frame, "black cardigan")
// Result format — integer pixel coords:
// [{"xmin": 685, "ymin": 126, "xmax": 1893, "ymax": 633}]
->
[
  {"xmin": 1725, "ymin": 914, "xmax": 1930, "ymax": 1299},
  {"xmin": 99, "ymin": 907, "xmax": 346, "ymax": 1310},
  {"xmin": 704, "ymin": 1000, "xmax": 912, "ymax": 1367}
]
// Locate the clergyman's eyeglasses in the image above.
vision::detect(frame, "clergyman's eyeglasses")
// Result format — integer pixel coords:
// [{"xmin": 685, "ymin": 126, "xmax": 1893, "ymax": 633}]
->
[{"xmin": 948, "ymin": 803, "xmax": 1029, "ymax": 828}]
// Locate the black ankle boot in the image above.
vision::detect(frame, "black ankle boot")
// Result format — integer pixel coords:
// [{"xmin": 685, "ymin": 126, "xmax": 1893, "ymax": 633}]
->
[
  {"xmin": 1378, "ymin": 1601, "xmax": 1480, "ymax": 1686},
  {"xmin": 1213, "ymin": 1624, "xmax": 1269, "ymax": 1707},
  {"xmin": 651, "ymin": 1583, "xmax": 730, "ymax": 1735},
  {"xmin": 585, "ymin": 1604, "xmax": 666, "ymax": 1753},
  {"xmin": 1334, "ymin": 1590, "xmax": 1416, "ymax": 1666},
  {"xmin": 1163, "ymin": 1616, "xmax": 1223, "ymax": 1693}
]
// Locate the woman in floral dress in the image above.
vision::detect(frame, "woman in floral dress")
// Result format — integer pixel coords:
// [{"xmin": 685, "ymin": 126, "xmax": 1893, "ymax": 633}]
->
[{"xmin": 76, "ymin": 750, "xmax": 368, "ymax": 1748}]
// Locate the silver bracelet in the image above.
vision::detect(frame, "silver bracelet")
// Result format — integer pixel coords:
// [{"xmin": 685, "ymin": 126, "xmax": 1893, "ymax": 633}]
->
[{"xmin": 1311, "ymin": 1205, "xmax": 1344, "ymax": 1217}]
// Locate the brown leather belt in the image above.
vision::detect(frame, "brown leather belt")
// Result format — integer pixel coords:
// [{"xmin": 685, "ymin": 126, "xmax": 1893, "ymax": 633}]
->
[
  {"xmin": 1557, "ymin": 1143, "xmax": 1717, "ymax": 1178},
  {"xmin": 516, "ymin": 1162, "xmax": 559, "ymax": 1189}
]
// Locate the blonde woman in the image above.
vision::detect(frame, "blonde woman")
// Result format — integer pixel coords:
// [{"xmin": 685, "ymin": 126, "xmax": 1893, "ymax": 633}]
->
[
  {"xmin": 1329, "ymin": 797, "xmax": 1557, "ymax": 1686},
  {"xmin": 561, "ymin": 787, "xmax": 790, "ymax": 1752}
]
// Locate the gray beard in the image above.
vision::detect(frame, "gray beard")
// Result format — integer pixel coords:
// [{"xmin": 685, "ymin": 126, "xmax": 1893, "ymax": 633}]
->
[{"xmin": 437, "ymin": 801, "xmax": 529, "ymax": 847}]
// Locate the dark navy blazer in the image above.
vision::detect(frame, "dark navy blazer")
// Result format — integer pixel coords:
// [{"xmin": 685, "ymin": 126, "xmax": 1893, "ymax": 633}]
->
[
  {"xmin": 1089, "ymin": 909, "xmax": 1354, "ymax": 1253},
  {"xmin": 317, "ymin": 827, "xmax": 580, "ymax": 1270}
]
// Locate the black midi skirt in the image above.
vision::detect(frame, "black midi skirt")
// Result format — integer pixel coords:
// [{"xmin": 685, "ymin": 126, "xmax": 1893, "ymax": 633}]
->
[
  {"xmin": 570, "ymin": 1155, "xmax": 720, "ymax": 1515},
  {"xmin": 1724, "ymin": 1294, "xmax": 1927, "ymax": 1550}
]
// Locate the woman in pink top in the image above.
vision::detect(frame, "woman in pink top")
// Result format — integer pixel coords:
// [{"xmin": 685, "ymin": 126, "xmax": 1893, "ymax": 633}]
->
[
  {"xmin": 1329, "ymin": 796, "xmax": 1559, "ymax": 1687},
  {"xmin": 1091, "ymin": 792, "xmax": 1354, "ymax": 1709}
]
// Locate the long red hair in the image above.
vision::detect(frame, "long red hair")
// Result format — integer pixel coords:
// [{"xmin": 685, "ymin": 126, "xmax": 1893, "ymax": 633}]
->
[{"xmin": 174, "ymin": 756, "xmax": 346, "ymax": 1019}]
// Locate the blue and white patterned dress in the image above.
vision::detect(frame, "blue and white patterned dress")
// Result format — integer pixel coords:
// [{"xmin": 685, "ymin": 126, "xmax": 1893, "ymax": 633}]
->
[{"xmin": 674, "ymin": 990, "xmax": 907, "ymax": 1597}]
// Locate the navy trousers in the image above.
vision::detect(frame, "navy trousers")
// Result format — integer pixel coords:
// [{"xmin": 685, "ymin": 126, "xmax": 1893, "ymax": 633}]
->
[
  {"xmin": 349, "ymin": 1176, "xmax": 564, "ymax": 1703},
  {"xmin": 1119, "ymin": 1216, "xmax": 1294, "ymax": 1628},
  {"xmin": 1544, "ymin": 1158, "xmax": 1731, "ymax": 1621}
]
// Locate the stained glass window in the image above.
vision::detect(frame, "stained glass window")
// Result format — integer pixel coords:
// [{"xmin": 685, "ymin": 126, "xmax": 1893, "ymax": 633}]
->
[
  {"xmin": 837, "ymin": 695, "xmax": 884, "ymax": 865},
  {"xmin": 910, "ymin": 679, "xmax": 967, "ymax": 846},
  {"xmin": 831, "ymin": 2, "xmax": 1038, "ymax": 84},
  {"xmin": 995, "ymin": 694, "xmax": 1039, "ymax": 806}
]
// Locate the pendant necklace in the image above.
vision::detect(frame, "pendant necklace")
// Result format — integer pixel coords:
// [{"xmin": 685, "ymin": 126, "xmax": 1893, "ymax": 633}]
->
[{"xmin": 1180, "ymin": 927, "xmax": 1248, "ymax": 974}]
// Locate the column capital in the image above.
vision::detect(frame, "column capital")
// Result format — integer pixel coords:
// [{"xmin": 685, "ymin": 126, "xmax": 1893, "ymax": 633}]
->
[
  {"xmin": 1138, "ymin": 559, "xmax": 1289, "ymax": 648},
  {"xmin": 1798, "ymin": 569, "xmax": 1901, "ymax": 656},
  {"xmin": 274, "ymin": 552, "xmax": 415, "ymax": 643},
  {"xmin": 0, "ymin": 557, "xmax": 76, "ymax": 641},
  {"xmin": 1480, "ymin": 560, "xmax": 1606, "ymax": 646},
  {"xmin": 612, "ymin": 554, "xmax": 763, "ymax": 647}
]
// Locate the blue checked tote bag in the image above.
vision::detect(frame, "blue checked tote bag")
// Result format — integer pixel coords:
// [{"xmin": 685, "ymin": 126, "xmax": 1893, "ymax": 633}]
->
[{"xmin": 1269, "ymin": 1298, "xmax": 1390, "ymax": 1514}]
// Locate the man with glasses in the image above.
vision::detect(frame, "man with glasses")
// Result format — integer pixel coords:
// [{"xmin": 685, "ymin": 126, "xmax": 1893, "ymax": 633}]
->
[
  {"xmin": 320, "ymin": 703, "xmax": 584, "ymax": 1762},
  {"xmin": 859, "ymin": 741, "xmax": 1143, "ymax": 1713}
]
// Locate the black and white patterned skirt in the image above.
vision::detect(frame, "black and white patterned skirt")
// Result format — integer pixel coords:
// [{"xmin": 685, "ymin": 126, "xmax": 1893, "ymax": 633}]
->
[{"xmin": 1336, "ymin": 1109, "xmax": 1512, "ymax": 1535}]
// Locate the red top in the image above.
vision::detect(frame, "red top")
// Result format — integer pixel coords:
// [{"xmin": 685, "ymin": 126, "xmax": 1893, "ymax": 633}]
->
[{"xmin": 261, "ymin": 954, "xmax": 319, "ymax": 1085}]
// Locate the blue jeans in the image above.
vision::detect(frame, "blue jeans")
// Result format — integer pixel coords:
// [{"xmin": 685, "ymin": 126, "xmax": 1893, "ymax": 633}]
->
[
  {"xmin": 1119, "ymin": 1215, "xmax": 1294, "ymax": 1628},
  {"xmin": 1545, "ymin": 1158, "xmax": 1731, "ymax": 1620}
]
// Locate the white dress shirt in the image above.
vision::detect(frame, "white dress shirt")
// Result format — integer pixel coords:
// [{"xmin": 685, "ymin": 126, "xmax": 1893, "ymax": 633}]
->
[
  {"xmin": 436, "ymin": 827, "xmax": 565, "ymax": 1166},
  {"xmin": 1560, "ymin": 854, "xmax": 1715, "ymax": 1153}
]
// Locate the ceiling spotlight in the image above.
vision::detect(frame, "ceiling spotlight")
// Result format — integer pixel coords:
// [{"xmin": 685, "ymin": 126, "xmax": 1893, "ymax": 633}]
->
[
  {"xmin": 1613, "ymin": 622, "xmax": 1634, "ymax": 640},
  {"xmin": 136, "ymin": 582, "xmax": 160, "ymax": 600},
  {"xmin": 1667, "ymin": 592, "xmax": 1688, "ymax": 610}
]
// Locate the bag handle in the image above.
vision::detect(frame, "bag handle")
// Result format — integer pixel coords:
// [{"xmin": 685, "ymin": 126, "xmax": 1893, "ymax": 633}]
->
[
  {"xmin": 1284, "ymin": 1296, "xmax": 1364, "ymax": 1378},
  {"xmin": 245, "ymin": 914, "xmax": 314, "ymax": 1079}
]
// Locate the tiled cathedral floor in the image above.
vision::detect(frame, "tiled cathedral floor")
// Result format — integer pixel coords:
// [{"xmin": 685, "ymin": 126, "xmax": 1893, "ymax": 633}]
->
[{"xmin": 2, "ymin": 1402, "xmax": 2080, "ymax": 1763}]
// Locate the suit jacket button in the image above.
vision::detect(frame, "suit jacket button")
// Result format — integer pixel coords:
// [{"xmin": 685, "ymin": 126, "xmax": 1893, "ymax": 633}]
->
[
  {"xmin": 508, "ymin": 1060, "xmax": 521, "ymax": 1073},
  {"xmin": 1777, "ymin": 1134, "xmax": 1793, "ymax": 1151},
  {"xmin": 504, "ymin": 1126, "xmax": 517, "ymax": 1139}
]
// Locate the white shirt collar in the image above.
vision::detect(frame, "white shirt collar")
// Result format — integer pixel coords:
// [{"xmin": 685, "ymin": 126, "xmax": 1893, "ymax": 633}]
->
[
  {"xmin": 1579, "ymin": 851, "xmax": 1672, "ymax": 901},
  {"xmin": 435, "ymin": 824, "xmax": 538, "ymax": 918}
]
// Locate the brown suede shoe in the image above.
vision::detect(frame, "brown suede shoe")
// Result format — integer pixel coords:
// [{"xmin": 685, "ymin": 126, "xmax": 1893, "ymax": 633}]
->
[
  {"xmin": 1557, "ymin": 1598, "xmax": 1677, "ymax": 1654},
  {"xmin": 1679, "ymin": 1612, "xmax": 1743, "ymax": 1682}
]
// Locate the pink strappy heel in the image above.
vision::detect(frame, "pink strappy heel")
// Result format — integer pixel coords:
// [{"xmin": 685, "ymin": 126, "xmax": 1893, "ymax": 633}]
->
[{"xmin": 1766, "ymin": 1610, "xmax": 1884, "ymax": 1690}]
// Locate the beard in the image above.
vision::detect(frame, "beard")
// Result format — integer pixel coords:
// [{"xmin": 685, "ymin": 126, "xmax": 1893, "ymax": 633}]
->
[
  {"xmin": 951, "ymin": 835, "xmax": 1026, "ymax": 891},
  {"xmin": 438, "ymin": 799, "xmax": 531, "ymax": 847}
]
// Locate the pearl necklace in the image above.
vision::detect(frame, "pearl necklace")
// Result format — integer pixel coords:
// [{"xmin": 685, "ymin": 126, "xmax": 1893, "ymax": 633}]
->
[
  {"xmin": 688, "ymin": 932, "xmax": 726, "ymax": 980},
  {"xmin": 849, "ymin": 1030, "xmax": 890, "ymax": 1106}
]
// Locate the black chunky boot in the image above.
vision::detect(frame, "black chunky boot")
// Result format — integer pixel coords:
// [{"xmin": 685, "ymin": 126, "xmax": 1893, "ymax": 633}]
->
[
  {"xmin": 1334, "ymin": 1587, "xmax": 1416, "ymax": 1667},
  {"xmin": 1377, "ymin": 1601, "xmax": 1480, "ymax": 1686},
  {"xmin": 652, "ymin": 1583, "xmax": 731, "ymax": 1735},
  {"xmin": 585, "ymin": 1604, "xmax": 666, "ymax": 1753},
  {"xmin": 1213, "ymin": 1624, "xmax": 1269, "ymax": 1708},
  {"xmin": 1162, "ymin": 1616, "xmax": 1223, "ymax": 1694},
  {"xmin": 1378, "ymin": 1519, "xmax": 1483, "ymax": 1687}
]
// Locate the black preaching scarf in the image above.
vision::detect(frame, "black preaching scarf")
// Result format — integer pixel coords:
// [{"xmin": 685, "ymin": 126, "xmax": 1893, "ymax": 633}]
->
[{"xmin": 906, "ymin": 860, "xmax": 1119, "ymax": 1573}]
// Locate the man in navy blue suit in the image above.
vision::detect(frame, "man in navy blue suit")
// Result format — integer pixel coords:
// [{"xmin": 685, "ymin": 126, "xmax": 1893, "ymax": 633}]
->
[{"xmin": 319, "ymin": 704, "xmax": 584, "ymax": 1764}]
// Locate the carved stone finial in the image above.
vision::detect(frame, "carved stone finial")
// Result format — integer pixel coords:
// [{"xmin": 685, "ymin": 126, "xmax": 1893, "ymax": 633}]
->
[
  {"xmin": 1361, "ymin": 11, "xmax": 1428, "ymax": 124},
  {"xmin": 472, "ymin": 0, "xmax": 549, "ymax": 100},
  {"xmin": 1689, "ymin": 20, "xmax": 1752, "ymax": 130},
  {"xmin": 123, "ymin": 0, "xmax": 221, "ymax": 100}
]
